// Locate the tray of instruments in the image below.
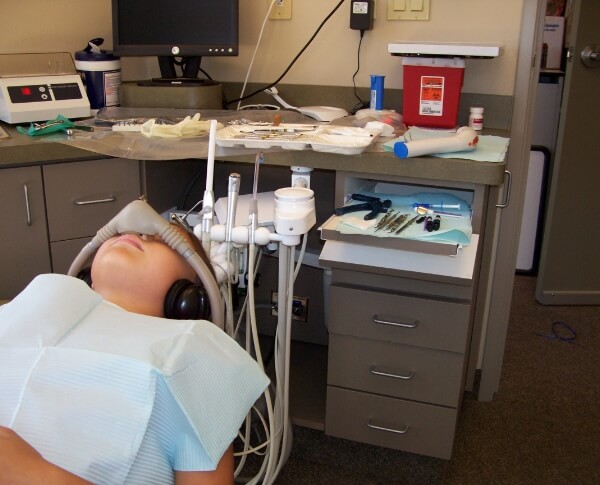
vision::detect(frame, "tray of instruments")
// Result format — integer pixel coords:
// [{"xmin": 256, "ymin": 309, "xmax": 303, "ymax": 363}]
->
[
  {"xmin": 320, "ymin": 215, "xmax": 461, "ymax": 256},
  {"xmin": 319, "ymin": 191, "xmax": 474, "ymax": 256},
  {"xmin": 216, "ymin": 123, "xmax": 380, "ymax": 154}
]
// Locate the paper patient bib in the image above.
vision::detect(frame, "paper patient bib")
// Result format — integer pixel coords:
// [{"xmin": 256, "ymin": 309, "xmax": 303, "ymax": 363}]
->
[{"xmin": 0, "ymin": 274, "xmax": 269, "ymax": 485}]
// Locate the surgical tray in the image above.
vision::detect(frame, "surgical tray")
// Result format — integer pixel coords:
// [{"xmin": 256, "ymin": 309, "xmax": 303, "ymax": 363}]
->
[{"xmin": 215, "ymin": 123, "xmax": 380, "ymax": 155}]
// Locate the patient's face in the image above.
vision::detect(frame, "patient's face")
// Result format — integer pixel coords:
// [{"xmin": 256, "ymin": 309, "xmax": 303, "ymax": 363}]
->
[{"xmin": 91, "ymin": 230, "xmax": 197, "ymax": 317}]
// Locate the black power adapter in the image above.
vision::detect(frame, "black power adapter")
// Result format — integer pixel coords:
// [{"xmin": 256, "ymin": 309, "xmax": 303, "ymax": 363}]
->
[{"xmin": 350, "ymin": 0, "xmax": 374, "ymax": 31}]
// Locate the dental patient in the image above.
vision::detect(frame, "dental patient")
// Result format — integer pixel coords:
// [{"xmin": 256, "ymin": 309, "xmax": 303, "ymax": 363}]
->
[{"xmin": 0, "ymin": 221, "xmax": 270, "ymax": 485}]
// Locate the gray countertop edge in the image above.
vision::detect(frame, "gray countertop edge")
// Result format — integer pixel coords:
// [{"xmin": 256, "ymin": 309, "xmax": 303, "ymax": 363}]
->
[{"xmin": 1, "ymin": 128, "xmax": 507, "ymax": 187}]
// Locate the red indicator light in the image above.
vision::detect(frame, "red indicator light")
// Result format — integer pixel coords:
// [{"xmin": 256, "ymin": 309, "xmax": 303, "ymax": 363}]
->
[{"xmin": 21, "ymin": 87, "xmax": 32, "ymax": 96}]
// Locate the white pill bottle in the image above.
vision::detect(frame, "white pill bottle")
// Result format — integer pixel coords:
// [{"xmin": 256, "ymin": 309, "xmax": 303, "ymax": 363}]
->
[{"xmin": 468, "ymin": 106, "xmax": 484, "ymax": 131}]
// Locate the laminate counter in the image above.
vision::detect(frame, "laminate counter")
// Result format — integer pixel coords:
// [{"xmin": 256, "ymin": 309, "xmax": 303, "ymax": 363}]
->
[{"xmin": 0, "ymin": 121, "xmax": 506, "ymax": 187}]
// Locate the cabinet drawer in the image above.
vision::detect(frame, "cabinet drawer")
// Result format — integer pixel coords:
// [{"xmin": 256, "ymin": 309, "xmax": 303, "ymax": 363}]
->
[
  {"xmin": 328, "ymin": 335, "xmax": 464, "ymax": 407},
  {"xmin": 44, "ymin": 159, "xmax": 140, "ymax": 241},
  {"xmin": 51, "ymin": 237, "xmax": 93, "ymax": 275},
  {"xmin": 0, "ymin": 166, "xmax": 51, "ymax": 298},
  {"xmin": 328, "ymin": 285, "xmax": 470, "ymax": 353},
  {"xmin": 326, "ymin": 386, "xmax": 456, "ymax": 460}
]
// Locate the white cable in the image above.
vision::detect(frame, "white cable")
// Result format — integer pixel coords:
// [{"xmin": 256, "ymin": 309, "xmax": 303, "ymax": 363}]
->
[
  {"xmin": 234, "ymin": 250, "xmax": 264, "ymax": 340},
  {"xmin": 236, "ymin": 404, "xmax": 271, "ymax": 457},
  {"xmin": 220, "ymin": 284, "xmax": 235, "ymax": 337},
  {"xmin": 232, "ymin": 237, "xmax": 302, "ymax": 483},
  {"xmin": 236, "ymin": 0, "xmax": 277, "ymax": 111},
  {"xmin": 273, "ymin": 245, "xmax": 294, "ymax": 477},
  {"xmin": 245, "ymin": 242, "xmax": 278, "ymax": 485},
  {"xmin": 293, "ymin": 233, "xmax": 308, "ymax": 281}
]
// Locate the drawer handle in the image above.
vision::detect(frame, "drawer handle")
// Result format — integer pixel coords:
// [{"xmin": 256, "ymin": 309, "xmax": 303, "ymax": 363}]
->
[
  {"xmin": 367, "ymin": 420, "xmax": 409, "ymax": 435},
  {"xmin": 23, "ymin": 184, "xmax": 32, "ymax": 226},
  {"xmin": 370, "ymin": 366, "xmax": 415, "ymax": 381},
  {"xmin": 74, "ymin": 196, "xmax": 116, "ymax": 206},
  {"xmin": 373, "ymin": 315, "xmax": 419, "ymax": 329}
]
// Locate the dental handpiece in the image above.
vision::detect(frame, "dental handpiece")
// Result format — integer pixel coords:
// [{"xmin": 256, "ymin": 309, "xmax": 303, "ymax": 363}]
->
[
  {"xmin": 249, "ymin": 152, "xmax": 264, "ymax": 244},
  {"xmin": 226, "ymin": 173, "xmax": 241, "ymax": 242}
]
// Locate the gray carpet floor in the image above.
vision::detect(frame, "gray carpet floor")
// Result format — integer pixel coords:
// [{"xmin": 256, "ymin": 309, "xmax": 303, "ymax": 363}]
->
[{"xmin": 269, "ymin": 275, "xmax": 600, "ymax": 484}]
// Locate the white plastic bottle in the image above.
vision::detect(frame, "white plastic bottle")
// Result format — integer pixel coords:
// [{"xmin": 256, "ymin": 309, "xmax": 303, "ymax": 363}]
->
[{"xmin": 469, "ymin": 106, "xmax": 484, "ymax": 131}]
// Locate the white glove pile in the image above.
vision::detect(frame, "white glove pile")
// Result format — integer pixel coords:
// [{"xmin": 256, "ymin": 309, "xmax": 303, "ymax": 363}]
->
[{"xmin": 140, "ymin": 113, "xmax": 223, "ymax": 138}]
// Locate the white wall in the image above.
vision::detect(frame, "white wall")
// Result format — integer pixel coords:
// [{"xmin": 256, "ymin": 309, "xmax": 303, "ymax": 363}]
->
[
  {"xmin": 1, "ymin": 0, "xmax": 524, "ymax": 96},
  {"xmin": 0, "ymin": 1, "xmax": 112, "ymax": 56}
]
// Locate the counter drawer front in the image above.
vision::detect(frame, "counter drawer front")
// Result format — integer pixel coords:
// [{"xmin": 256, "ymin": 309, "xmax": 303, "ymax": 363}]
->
[
  {"xmin": 51, "ymin": 237, "xmax": 93, "ymax": 274},
  {"xmin": 328, "ymin": 285, "xmax": 470, "ymax": 353},
  {"xmin": 326, "ymin": 386, "xmax": 456, "ymax": 460},
  {"xmin": 328, "ymin": 335, "xmax": 464, "ymax": 407},
  {"xmin": 44, "ymin": 159, "xmax": 140, "ymax": 241}
]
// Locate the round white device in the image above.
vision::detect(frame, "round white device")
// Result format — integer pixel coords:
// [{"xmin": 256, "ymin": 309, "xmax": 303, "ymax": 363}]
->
[{"xmin": 274, "ymin": 187, "xmax": 316, "ymax": 236}]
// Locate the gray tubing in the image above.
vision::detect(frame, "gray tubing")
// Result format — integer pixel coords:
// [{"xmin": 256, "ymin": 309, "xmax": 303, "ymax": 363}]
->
[{"xmin": 67, "ymin": 199, "xmax": 224, "ymax": 329}]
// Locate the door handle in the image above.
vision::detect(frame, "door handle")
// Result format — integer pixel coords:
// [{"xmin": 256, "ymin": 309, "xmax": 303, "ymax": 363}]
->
[
  {"xmin": 496, "ymin": 170, "xmax": 512, "ymax": 208},
  {"xmin": 74, "ymin": 196, "xmax": 116, "ymax": 206},
  {"xmin": 581, "ymin": 45, "xmax": 599, "ymax": 68},
  {"xmin": 23, "ymin": 184, "xmax": 32, "ymax": 226}
]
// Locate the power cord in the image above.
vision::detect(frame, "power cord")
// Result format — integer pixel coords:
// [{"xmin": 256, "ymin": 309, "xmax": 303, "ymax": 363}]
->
[
  {"xmin": 351, "ymin": 29, "xmax": 370, "ymax": 115},
  {"xmin": 227, "ymin": 0, "xmax": 346, "ymax": 108},
  {"xmin": 236, "ymin": 0, "xmax": 278, "ymax": 110},
  {"xmin": 535, "ymin": 320, "xmax": 579, "ymax": 344}
]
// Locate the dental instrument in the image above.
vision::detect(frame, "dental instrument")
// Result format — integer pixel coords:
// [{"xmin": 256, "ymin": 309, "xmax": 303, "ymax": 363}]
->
[
  {"xmin": 198, "ymin": 119, "xmax": 219, "ymax": 256},
  {"xmin": 412, "ymin": 202, "xmax": 461, "ymax": 210},
  {"xmin": 385, "ymin": 213, "xmax": 408, "ymax": 232},
  {"xmin": 207, "ymin": 153, "xmax": 316, "ymax": 485},
  {"xmin": 373, "ymin": 209, "xmax": 396, "ymax": 232},
  {"xmin": 395, "ymin": 214, "xmax": 419, "ymax": 235},
  {"xmin": 395, "ymin": 206, "xmax": 429, "ymax": 235},
  {"xmin": 334, "ymin": 194, "xmax": 392, "ymax": 220}
]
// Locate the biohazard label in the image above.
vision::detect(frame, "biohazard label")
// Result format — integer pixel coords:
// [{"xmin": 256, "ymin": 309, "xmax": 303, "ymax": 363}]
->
[{"xmin": 419, "ymin": 76, "xmax": 445, "ymax": 116}]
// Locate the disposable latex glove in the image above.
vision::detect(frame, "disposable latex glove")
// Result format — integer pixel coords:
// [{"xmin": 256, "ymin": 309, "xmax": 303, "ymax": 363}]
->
[{"xmin": 140, "ymin": 113, "xmax": 222, "ymax": 138}]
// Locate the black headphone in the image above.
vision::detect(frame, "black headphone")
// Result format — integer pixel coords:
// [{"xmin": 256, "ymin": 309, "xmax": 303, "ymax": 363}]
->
[
  {"xmin": 77, "ymin": 268, "xmax": 211, "ymax": 321},
  {"xmin": 164, "ymin": 278, "xmax": 210, "ymax": 320}
]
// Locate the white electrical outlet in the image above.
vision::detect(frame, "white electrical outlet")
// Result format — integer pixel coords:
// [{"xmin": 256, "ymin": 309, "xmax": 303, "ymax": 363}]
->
[
  {"xmin": 271, "ymin": 291, "xmax": 308, "ymax": 322},
  {"xmin": 269, "ymin": 0, "xmax": 292, "ymax": 20}
]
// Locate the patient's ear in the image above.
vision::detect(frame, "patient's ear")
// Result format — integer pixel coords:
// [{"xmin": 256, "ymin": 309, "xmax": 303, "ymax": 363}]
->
[{"xmin": 77, "ymin": 267, "xmax": 93, "ymax": 287}]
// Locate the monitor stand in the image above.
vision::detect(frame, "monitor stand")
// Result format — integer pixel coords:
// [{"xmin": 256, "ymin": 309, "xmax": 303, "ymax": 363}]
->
[{"xmin": 118, "ymin": 56, "xmax": 224, "ymax": 109}]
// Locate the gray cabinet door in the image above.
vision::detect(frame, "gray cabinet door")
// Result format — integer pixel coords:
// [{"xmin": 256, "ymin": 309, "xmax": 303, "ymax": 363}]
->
[
  {"xmin": 43, "ymin": 158, "xmax": 141, "ymax": 242},
  {"xmin": 0, "ymin": 166, "xmax": 51, "ymax": 298}
]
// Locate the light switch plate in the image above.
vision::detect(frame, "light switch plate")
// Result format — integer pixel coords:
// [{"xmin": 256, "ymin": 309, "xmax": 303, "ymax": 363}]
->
[{"xmin": 388, "ymin": 0, "xmax": 430, "ymax": 20}]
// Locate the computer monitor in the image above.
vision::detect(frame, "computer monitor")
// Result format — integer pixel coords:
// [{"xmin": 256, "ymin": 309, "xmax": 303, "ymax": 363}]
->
[{"xmin": 112, "ymin": 0, "xmax": 239, "ymax": 82}]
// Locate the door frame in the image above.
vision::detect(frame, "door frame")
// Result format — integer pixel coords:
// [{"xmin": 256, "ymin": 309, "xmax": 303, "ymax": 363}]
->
[{"xmin": 478, "ymin": 0, "xmax": 546, "ymax": 401}]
